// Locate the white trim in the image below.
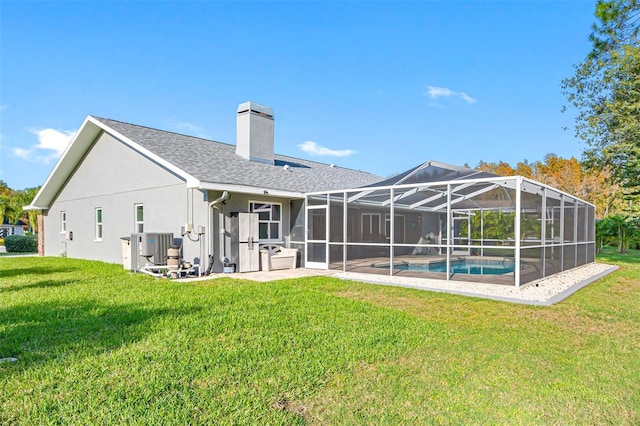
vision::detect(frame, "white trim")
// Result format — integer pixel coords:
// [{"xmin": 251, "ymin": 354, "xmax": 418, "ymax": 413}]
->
[
  {"xmin": 514, "ymin": 178, "xmax": 522, "ymax": 287},
  {"xmin": 28, "ymin": 116, "xmax": 102, "ymax": 210},
  {"xmin": 199, "ymin": 182, "xmax": 304, "ymax": 198},
  {"xmin": 95, "ymin": 207, "xmax": 103, "ymax": 241},
  {"xmin": 134, "ymin": 203, "xmax": 144, "ymax": 233},
  {"xmin": 305, "ymin": 194, "xmax": 329, "ymax": 269},
  {"xmin": 27, "ymin": 116, "xmax": 202, "ymax": 210},
  {"xmin": 446, "ymin": 183, "xmax": 451, "ymax": 279},
  {"xmin": 60, "ymin": 211, "xmax": 67, "ymax": 234},
  {"xmin": 249, "ymin": 201, "xmax": 282, "ymax": 243}
]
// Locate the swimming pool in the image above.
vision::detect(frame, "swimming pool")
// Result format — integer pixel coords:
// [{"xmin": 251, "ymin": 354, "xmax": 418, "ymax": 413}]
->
[{"xmin": 386, "ymin": 259, "xmax": 515, "ymax": 275}]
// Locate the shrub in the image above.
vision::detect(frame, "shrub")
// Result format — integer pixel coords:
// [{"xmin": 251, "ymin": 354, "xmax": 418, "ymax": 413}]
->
[
  {"xmin": 5, "ymin": 235, "xmax": 38, "ymax": 253},
  {"xmin": 0, "ymin": 238, "xmax": 4, "ymax": 246}
]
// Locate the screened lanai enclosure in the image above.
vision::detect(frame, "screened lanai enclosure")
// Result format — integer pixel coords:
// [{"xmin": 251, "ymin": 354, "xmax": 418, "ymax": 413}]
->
[{"xmin": 299, "ymin": 161, "xmax": 596, "ymax": 287}]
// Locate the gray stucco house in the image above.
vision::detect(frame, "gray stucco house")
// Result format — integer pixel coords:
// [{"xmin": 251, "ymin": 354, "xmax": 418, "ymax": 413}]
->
[
  {"xmin": 27, "ymin": 102, "xmax": 380, "ymax": 272},
  {"xmin": 28, "ymin": 101, "xmax": 595, "ymax": 286}
]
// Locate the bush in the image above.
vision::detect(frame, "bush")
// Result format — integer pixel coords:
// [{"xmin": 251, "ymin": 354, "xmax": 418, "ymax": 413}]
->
[{"xmin": 5, "ymin": 235, "xmax": 38, "ymax": 253}]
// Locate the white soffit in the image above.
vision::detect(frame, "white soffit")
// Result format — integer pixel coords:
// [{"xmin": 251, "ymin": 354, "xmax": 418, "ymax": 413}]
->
[{"xmin": 27, "ymin": 116, "xmax": 102, "ymax": 210}]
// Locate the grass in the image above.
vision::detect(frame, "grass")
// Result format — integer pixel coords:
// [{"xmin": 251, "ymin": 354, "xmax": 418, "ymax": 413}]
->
[{"xmin": 1, "ymin": 251, "xmax": 639, "ymax": 424}]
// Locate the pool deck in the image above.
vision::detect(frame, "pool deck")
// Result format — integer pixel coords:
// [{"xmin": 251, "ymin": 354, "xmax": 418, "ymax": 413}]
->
[
  {"xmin": 177, "ymin": 262, "xmax": 618, "ymax": 306},
  {"xmin": 333, "ymin": 263, "xmax": 618, "ymax": 305}
]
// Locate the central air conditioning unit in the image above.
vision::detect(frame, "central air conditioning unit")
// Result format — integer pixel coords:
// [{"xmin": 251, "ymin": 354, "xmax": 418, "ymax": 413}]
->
[{"xmin": 130, "ymin": 233, "xmax": 174, "ymax": 272}]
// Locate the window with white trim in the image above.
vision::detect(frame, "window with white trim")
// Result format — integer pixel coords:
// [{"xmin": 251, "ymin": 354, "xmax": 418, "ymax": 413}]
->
[
  {"xmin": 249, "ymin": 202, "xmax": 281, "ymax": 242},
  {"xmin": 135, "ymin": 204, "xmax": 144, "ymax": 233},
  {"xmin": 60, "ymin": 211, "xmax": 67, "ymax": 233},
  {"xmin": 95, "ymin": 208, "xmax": 103, "ymax": 241}
]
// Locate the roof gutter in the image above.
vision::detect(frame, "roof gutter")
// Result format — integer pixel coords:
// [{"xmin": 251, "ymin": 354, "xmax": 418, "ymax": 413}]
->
[
  {"xmin": 198, "ymin": 182, "xmax": 305, "ymax": 199},
  {"xmin": 23, "ymin": 204, "xmax": 46, "ymax": 211}
]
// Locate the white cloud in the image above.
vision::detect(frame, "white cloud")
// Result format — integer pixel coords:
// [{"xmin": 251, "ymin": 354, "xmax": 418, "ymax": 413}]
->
[
  {"xmin": 424, "ymin": 85, "xmax": 477, "ymax": 105},
  {"xmin": 168, "ymin": 120, "xmax": 211, "ymax": 139},
  {"xmin": 298, "ymin": 141, "xmax": 356, "ymax": 157},
  {"xmin": 11, "ymin": 128, "xmax": 76, "ymax": 163},
  {"xmin": 11, "ymin": 147, "xmax": 31, "ymax": 160},
  {"xmin": 174, "ymin": 121, "xmax": 202, "ymax": 134},
  {"xmin": 31, "ymin": 128, "xmax": 75, "ymax": 156}
]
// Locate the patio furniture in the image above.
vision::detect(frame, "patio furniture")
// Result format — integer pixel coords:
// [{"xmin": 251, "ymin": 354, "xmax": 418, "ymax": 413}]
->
[{"xmin": 260, "ymin": 244, "xmax": 298, "ymax": 271}]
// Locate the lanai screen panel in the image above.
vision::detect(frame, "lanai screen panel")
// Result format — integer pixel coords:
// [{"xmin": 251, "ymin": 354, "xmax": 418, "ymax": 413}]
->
[
  {"xmin": 587, "ymin": 205, "xmax": 596, "ymax": 263},
  {"xmin": 307, "ymin": 194, "xmax": 327, "ymax": 265},
  {"xmin": 343, "ymin": 188, "xmax": 391, "ymax": 274},
  {"xmin": 366, "ymin": 160, "xmax": 496, "ymax": 187},
  {"xmin": 451, "ymin": 182, "xmax": 517, "ymax": 286},
  {"xmin": 392, "ymin": 184, "xmax": 449, "ymax": 279},
  {"xmin": 329, "ymin": 194, "xmax": 345, "ymax": 270},
  {"xmin": 305, "ymin": 162, "xmax": 595, "ymax": 287},
  {"xmin": 518, "ymin": 182, "xmax": 544, "ymax": 285},
  {"xmin": 290, "ymin": 199, "xmax": 305, "ymax": 265}
]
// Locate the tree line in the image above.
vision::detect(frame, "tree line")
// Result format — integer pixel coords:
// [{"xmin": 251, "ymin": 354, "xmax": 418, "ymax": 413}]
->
[
  {"xmin": 471, "ymin": 154, "xmax": 638, "ymax": 252},
  {"xmin": 0, "ymin": 180, "xmax": 40, "ymax": 234},
  {"xmin": 561, "ymin": 0, "xmax": 639, "ymax": 252},
  {"xmin": 471, "ymin": 154, "xmax": 621, "ymax": 218}
]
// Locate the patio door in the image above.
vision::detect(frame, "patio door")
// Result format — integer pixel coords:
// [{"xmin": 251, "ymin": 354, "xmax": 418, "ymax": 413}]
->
[{"xmin": 306, "ymin": 205, "xmax": 328, "ymax": 269}]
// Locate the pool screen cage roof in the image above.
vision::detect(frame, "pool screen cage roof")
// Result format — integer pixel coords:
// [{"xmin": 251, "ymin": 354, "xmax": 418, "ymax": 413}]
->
[{"xmin": 303, "ymin": 160, "xmax": 596, "ymax": 287}]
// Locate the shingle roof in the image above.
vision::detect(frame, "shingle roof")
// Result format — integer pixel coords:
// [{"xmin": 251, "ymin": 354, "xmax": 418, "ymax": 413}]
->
[{"xmin": 94, "ymin": 117, "xmax": 381, "ymax": 194}]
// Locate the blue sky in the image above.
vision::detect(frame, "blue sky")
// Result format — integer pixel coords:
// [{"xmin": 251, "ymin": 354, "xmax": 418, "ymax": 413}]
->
[{"xmin": 1, "ymin": 1, "xmax": 596, "ymax": 190}]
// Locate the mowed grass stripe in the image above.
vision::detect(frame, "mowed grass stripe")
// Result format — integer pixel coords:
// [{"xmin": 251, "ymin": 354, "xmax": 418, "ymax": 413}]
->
[
  {"xmin": 1, "ymin": 257, "xmax": 432, "ymax": 424},
  {"xmin": 1, "ymin": 250, "xmax": 639, "ymax": 424}
]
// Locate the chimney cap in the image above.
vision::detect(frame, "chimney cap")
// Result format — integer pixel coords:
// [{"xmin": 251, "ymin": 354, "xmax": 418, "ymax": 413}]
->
[{"xmin": 237, "ymin": 101, "xmax": 273, "ymax": 118}]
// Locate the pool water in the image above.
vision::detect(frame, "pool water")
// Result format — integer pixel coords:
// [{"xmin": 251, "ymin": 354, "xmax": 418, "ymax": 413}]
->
[{"xmin": 391, "ymin": 259, "xmax": 515, "ymax": 275}]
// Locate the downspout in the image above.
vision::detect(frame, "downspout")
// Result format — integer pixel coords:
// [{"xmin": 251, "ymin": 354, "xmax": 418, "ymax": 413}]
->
[
  {"xmin": 209, "ymin": 191, "xmax": 229, "ymax": 208},
  {"xmin": 206, "ymin": 191, "xmax": 229, "ymax": 274}
]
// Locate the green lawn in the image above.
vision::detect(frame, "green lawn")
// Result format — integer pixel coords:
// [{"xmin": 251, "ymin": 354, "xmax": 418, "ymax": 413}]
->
[{"xmin": 1, "ymin": 251, "xmax": 638, "ymax": 424}]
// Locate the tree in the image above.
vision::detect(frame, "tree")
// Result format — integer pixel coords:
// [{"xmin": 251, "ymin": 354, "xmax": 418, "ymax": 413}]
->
[
  {"xmin": 0, "ymin": 182, "xmax": 15, "ymax": 226},
  {"xmin": 22, "ymin": 187, "xmax": 41, "ymax": 233},
  {"xmin": 475, "ymin": 160, "xmax": 516, "ymax": 176},
  {"xmin": 0, "ymin": 195, "xmax": 11, "ymax": 227},
  {"xmin": 562, "ymin": 0, "xmax": 640, "ymax": 193},
  {"xmin": 598, "ymin": 214, "xmax": 640, "ymax": 253},
  {"xmin": 476, "ymin": 154, "xmax": 618, "ymax": 218},
  {"xmin": 8, "ymin": 187, "xmax": 41, "ymax": 233},
  {"xmin": 0, "ymin": 185, "xmax": 40, "ymax": 233},
  {"xmin": 0, "ymin": 180, "xmax": 12, "ymax": 197},
  {"xmin": 515, "ymin": 160, "xmax": 534, "ymax": 179}
]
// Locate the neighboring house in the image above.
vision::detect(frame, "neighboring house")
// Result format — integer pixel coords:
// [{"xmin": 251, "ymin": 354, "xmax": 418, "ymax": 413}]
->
[
  {"xmin": 0, "ymin": 219, "xmax": 26, "ymax": 238},
  {"xmin": 27, "ymin": 102, "xmax": 381, "ymax": 271}
]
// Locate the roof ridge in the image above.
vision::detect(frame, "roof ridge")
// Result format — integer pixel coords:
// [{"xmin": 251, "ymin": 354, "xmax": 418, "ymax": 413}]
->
[
  {"xmin": 91, "ymin": 116, "xmax": 231, "ymax": 146},
  {"xmin": 92, "ymin": 116, "xmax": 379, "ymax": 178}
]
